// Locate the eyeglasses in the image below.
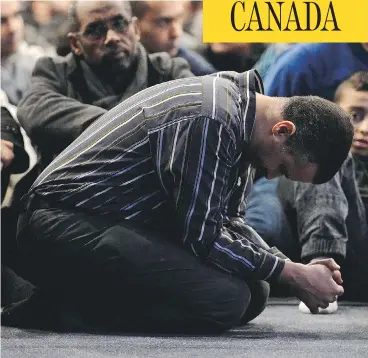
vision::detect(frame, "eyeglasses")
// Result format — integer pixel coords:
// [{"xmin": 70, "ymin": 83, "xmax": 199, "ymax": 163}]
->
[{"xmin": 77, "ymin": 15, "xmax": 132, "ymax": 41}]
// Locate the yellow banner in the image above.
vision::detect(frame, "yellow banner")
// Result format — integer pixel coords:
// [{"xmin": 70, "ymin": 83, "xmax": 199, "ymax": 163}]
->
[{"xmin": 203, "ymin": 0, "xmax": 368, "ymax": 42}]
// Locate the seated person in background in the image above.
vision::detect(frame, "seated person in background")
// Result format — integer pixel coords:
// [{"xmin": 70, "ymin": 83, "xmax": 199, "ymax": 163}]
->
[
  {"xmin": 276, "ymin": 72, "xmax": 368, "ymax": 311},
  {"xmin": 183, "ymin": 1, "xmax": 202, "ymax": 40},
  {"xmin": 17, "ymin": 0, "xmax": 193, "ymax": 170},
  {"xmin": 264, "ymin": 43, "xmax": 368, "ymax": 101},
  {"xmin": 180, "ymin": 0, "xmax": 205, "ymax": 53},
  {"xmin": 130, "ymin": 0, "xmax": 215, "ymax": 76},
  {"xmin": 21, "ymin": 0, "xmax": 72, "ymax": 48},
  {"xmin": 252, "ymin": 43, "xmax": 294, "ymax": 80},
  {"xmin": 1, "ymin": 105, "xmax": 35, "ymax": 307},
  {"xmin": 3, "ymin": 70, "xmax": 352, "ymax": 333},
  {"xmin": 1, "ymin": 0, "xmax": 54, "ymax": 106},
  {"xmin": 204, "ymin": 42, "xmax": 267, "ymax": 73}
]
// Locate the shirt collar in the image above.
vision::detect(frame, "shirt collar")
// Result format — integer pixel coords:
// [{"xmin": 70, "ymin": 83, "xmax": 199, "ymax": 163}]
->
[{"xmin": 237, "ymin": 69, "xmax": 264, "ymax": 144}]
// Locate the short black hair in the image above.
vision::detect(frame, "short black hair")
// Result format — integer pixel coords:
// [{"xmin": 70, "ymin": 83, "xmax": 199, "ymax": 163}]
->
[
  {"xmin": 69, "ymin": 1, "xmax": 133, "ymax": 32},
  {"xmin": 130, "ymin": 1, "xmax": 150, "ymax": 19},
  {"xmin": 334, "ymin": 71, "xmax": 368, "ymax": 103},
  {"xmin": 282, "ymin": 96, "xmax": 354, "ymax": 184}
]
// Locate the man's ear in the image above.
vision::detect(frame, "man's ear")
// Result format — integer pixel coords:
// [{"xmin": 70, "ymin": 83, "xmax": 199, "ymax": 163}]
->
[
  {"xmin": 68, "ymin": 32, "xmax": 82, "ymax": 56},
  {"xmin": 271, "ymin": 121, "xmax": 296, "ymax": 138},
  {"xmin": 132, "ymin": 16, "xmax": 141, "ymax": 41}
]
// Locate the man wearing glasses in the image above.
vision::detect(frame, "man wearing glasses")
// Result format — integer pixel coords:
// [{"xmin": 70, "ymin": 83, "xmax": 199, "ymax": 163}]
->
[{"xmin": 17, "ymin": 0, "xmax": 193, "ymax": 170}]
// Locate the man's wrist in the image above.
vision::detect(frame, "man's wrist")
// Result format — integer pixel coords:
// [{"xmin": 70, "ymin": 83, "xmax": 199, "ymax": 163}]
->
[{"xmin": 278, "ymin": 261, "xmax": 305, "ymax": 286}]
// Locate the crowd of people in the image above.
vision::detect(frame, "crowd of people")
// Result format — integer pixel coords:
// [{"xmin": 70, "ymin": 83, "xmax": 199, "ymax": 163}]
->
[{"xmin": 1, "ymin": 0, "xmax": 367, "ymax": 333}]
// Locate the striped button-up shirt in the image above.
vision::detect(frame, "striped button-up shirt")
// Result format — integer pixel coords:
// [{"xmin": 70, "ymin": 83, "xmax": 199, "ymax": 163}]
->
[{"xmin": 29, "ymin": 69, "xmax": 285, "ymax": 281}]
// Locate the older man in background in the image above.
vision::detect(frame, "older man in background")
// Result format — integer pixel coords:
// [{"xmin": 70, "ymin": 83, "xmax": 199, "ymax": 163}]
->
[{"xmin": 18, "ymin": 0, "xmax": 193, "ymax": 169}]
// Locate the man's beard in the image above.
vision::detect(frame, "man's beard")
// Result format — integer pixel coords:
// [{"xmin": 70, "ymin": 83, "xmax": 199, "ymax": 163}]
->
[
  {"xmin": 95, "ymin": 52, "xmax": 138, "ymax": 89},
  {"xmin": 101, "ymin": 51, "xmax": 132, "ymax": 72}
]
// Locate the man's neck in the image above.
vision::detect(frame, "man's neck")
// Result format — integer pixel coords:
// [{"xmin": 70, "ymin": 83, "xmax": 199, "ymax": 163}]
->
[{"xmin": 251, "ymin": 95, "xmax": 285, "ymax": 147}]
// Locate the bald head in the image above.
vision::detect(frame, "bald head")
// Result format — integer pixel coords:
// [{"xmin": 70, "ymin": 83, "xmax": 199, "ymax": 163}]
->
[
  {"xmin": 70, "ymin": 0, "xmax": 132, "ymax": 32},
  {"xmin": 76, "ymin": 0, "xmax": 131, "ymax": 17}
]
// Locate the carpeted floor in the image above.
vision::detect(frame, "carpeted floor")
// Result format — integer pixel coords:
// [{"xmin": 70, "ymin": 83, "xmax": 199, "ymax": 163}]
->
[{"xmin": 2, "ymin": 300, "xmax": 368, "ymax": 358}]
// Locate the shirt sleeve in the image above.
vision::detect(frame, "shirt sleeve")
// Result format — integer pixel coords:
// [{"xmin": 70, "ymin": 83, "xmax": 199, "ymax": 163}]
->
[{"xmin": 169, "ymin": 116, "xmax": 285, "ymax": 282}]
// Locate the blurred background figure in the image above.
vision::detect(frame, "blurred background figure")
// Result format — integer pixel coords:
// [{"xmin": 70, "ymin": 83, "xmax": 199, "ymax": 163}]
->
[
  {"xmin": 22, "ymin": 0, "xmax": 72, "ymax": 48},
  {"xmin": 252, "ymin": 43, "xmax": 294, "ymax": 79},
  {"xmin": 131, "ymin": 0, "xmax": 215, "ymax": 76},
  {"xmin": 264, "ymin": 43, "xmax": 368, "ymax": 100},
  {"xmin": 204, "ymin": 42, "xmax": 267, "ymax": 73},
  {"xmin": 1, "ymin": 0, "xmax": 54, "ymax": 105},
  {"xmin": 179, "ymin": 0, "xmax": 206, "ymax": 54},
  {"xmin": 182, "ymin": 0, "xmax": 203, "ymax": 45}
]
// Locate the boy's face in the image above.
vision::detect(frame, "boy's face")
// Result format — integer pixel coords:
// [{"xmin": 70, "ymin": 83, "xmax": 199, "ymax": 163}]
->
[{"xmin": 337, "ymin": 88, "xmax": 368, "ymax": 157}]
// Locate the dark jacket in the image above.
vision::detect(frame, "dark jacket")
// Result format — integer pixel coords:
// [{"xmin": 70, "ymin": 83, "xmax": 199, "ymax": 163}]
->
[
  {"xmin": 278, "ymin": 153, "xmax": 368, "ymax": 262},
  {"xmin": 18, "ymin": 43, "xmax": 194, "ymax": 168},
  {"xmin": 177, "ymin": 46, "xmax": 216, "ymax": 76}
]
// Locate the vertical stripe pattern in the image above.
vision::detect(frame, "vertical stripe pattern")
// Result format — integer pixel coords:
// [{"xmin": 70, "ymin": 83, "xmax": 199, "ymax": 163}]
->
[{"xmin": 29, "ymin": 70, "xmax": 284, "ymax": 282}]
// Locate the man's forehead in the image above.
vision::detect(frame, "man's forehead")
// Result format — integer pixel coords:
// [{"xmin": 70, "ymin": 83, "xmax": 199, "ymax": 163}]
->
[
  {"xmin": 1, "ymin": 1, "xmax": 21, "ymax": 17},
  {"xmin": 146, "ymin": 1, "xmax": 187, "ymax": 17},
  {"xmin": 77, "ymin": 0, "xmax": 129, "ymax": 23}
]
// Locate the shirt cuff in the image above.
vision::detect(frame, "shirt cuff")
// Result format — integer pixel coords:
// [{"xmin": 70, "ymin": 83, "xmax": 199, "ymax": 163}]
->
[{"xmin": 258, "ymin": 250, "xmax": 286, "ymax": 282}]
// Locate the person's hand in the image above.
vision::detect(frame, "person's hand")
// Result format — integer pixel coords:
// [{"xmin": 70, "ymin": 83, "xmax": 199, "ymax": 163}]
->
[
  {"xmin": 308, "ymin": 258, "xmax": 343, "ymax": 285},
  {"xmin": 293, "ymin": 263, "xmax": 344, "ymax": 313},
  {"xmin": 1, "ymin": 140, "xmax": 14, "ymax": 169},
  {"xmin": 280, "ymin": 261, "xmax": 344, "ymax": 314}
]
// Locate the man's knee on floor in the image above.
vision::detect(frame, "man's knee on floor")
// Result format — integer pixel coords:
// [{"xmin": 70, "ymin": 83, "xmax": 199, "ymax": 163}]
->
[
  {"xmin": 240, "ymin": 280, "xmax": 270, "ymax": 325},
  {"xmin": 202, "ymin": 279, "xmax": 251, "ymax": 331}
]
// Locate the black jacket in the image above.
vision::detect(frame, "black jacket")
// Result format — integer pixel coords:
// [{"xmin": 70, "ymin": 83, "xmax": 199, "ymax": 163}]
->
[{"xmin": 18, "ymin": 43, "xmax": 194, "ymax": 167}]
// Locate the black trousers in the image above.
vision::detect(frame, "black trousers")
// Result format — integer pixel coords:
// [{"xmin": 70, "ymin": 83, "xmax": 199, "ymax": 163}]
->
[{"xmin": 16, "ymin": 200, "xmax": 269, "ymax": 334}]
